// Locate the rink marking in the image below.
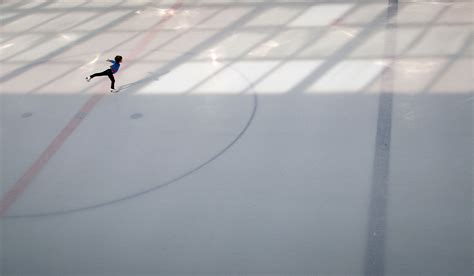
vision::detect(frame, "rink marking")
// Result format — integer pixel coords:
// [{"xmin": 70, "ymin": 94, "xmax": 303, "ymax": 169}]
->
[
  {"xmin": 0, "ymin": 0, "xmax": 183, "ymax": 217},
  {"xmin": 3, "ymin": 1, "xmax": 270, "ymax": 218},
  {"xmin": 364, "ymin": 2, "xmax": 398, "ymax": 276},
  {"xmin": 4, "ymin": 69, "xmax": 258, "ymax": 218}
]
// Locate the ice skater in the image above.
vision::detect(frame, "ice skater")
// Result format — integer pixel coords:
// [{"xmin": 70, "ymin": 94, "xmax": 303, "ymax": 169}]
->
[{"xmin": 86, "ymin": 55, "xmax": 123, "ymax": 93}]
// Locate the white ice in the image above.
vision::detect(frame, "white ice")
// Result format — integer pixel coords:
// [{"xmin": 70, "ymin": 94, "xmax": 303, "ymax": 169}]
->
[{"xmin": 0, "ymin": 0, "xmax": 472, "ymax": 275}]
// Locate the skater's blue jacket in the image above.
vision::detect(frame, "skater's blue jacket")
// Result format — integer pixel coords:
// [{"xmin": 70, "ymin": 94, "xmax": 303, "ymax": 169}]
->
[{"xmin": 108, "ymin": 60, "xmax": 120, "ymax": 74}]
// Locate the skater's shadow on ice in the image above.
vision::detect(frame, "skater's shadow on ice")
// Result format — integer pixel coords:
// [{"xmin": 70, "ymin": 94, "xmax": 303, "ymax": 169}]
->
[{"xmin": 118, "ymin": 69, "xmax": 170, "ymax": 92}]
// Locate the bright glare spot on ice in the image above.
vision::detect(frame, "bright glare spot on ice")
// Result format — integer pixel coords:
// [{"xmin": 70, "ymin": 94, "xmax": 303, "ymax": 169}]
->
[
  {"xmin": 0, "ymin": 43, "xmax": 14, "ymax": 50},
  {"xmin": 174, "ymin": 25, "xmax": 189, "ymax": 30},
  {"xmin": 264, "ymin": 40, "xmax": 279, "ymax": 48},
  {"xmin": 209, "ymin": 49, "xmax": 221, "ymax": 66},
  {"xmin": 60, "ymin": 33, "xmax": 78, "ymax": 41},
  {"xmin": 373, "ymin": 60, "xmax": 390, "ymax": 67},
  {"xmin": 61, "ymin": 34, "xmax": 72, "ymax": 41},
  {"xmin": 89, "ymin": 54, "xmax": 100, "ymax": 64},
  {"xmin": 337, "ymin": 28, "xmax": 356, "ymax": 37},
  {"xmin": 248, "ymin": 40, "xmax": 280, "ymax": 57},
  {"xmin": 157, "ymin": 8, "xmax": 176, "ymax": 16}
]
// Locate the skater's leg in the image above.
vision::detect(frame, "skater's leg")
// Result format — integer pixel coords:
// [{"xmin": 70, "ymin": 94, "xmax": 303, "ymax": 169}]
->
[
  {"xmin": 107, "ymin": 71, "xmax": 115, "ymax": 89},
  {"xmin": 90, "ymin": 69, "xmax": 110, "ymax": 79}
]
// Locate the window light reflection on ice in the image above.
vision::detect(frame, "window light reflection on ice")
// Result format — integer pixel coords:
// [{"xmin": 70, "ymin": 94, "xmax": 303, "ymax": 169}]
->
[
  {"xmin": 80, "ymin": 54, "xmax": 101, "ymax": 70},
  {"xmin": 332, "ymin": 26, "xmax": 356, "ymax": 38},
  {"xmin": 0, "ymin": 43, "xmax": 15, "ymax": 50},
  {"xmin": 208, "ymin": 49, "xmax": 221, "ymax": 66},
  {"xmin": 88, "ymin": 54, "xmax": 100, "ymax": 65},
  {"xmin": 60, "ymin": 34, "xmax": 72, "ymax": 41},
  {"xmin": 156, "ymin": 8, "xmax": 176, "ymax": 16},
  {"xmin": 248, "ymin": 40, "xmax": 279, "ymax": 57},
  {"xmin": 174, "ymin": 25, "xmax": 189, "ymax": 30}
]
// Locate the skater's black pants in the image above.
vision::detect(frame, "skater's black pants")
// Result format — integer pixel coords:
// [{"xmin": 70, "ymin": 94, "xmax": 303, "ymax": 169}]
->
[{"xmin": 90, "ymin": 69, "xmax": 115, "ymax": 89}]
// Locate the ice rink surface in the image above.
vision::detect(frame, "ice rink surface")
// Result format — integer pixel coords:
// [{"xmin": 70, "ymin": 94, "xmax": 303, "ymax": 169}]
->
[{"xmin": 0, "ymin": 0, "xmax": 472, "ymax": 275}]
